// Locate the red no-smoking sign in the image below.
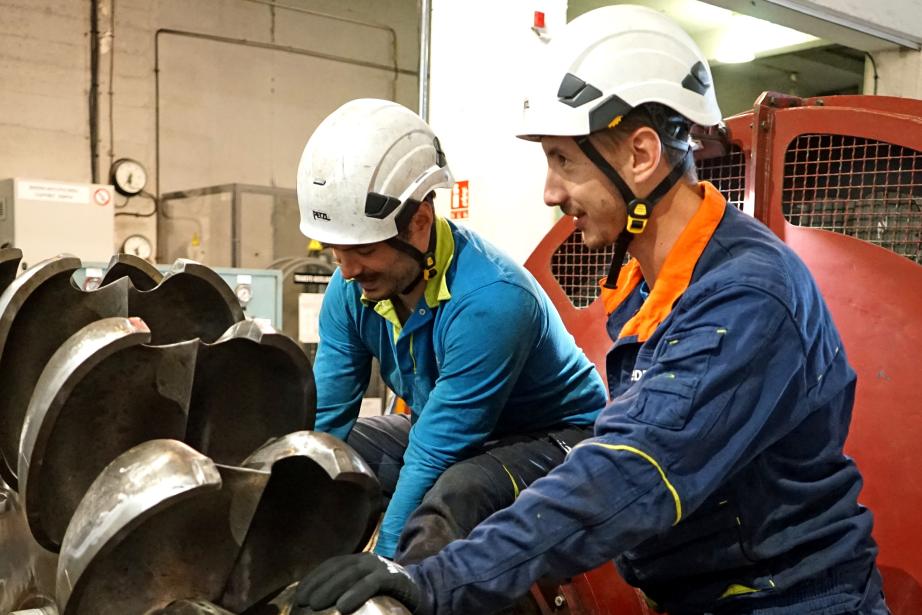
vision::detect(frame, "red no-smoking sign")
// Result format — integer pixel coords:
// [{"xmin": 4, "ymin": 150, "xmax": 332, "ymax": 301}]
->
[{"xmin": 93, "ymin": 188, "xmax": 112, "ymax": 206}]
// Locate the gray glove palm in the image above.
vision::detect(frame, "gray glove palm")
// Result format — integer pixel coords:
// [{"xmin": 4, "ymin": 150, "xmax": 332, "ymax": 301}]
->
[{"xmin": 294, "ymin": 552, "xmax": 422, "ymax": 614}]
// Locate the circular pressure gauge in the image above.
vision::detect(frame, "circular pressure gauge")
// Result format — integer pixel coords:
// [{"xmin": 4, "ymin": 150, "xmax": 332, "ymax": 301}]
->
[
  {"xmin": 122, "ymin": 234, "xmax": 153, "ymax": 260},
  {"xmin": 234, "ymin": 274, "xmax": 254, "ymax": 306},
  {"xmin": 111, "ymin": 158, "xmax": 148, "ymax": 196},
  {"xmin": 234, "ymin": 284, "xmax": 253, "ymax": 305}
]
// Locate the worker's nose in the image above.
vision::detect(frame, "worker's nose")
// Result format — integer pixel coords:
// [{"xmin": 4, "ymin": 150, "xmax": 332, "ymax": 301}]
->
[
  {"xmin": 335, "ymin": 251, "xmax": 363, "ymax": 280},
  {"xmin": 544, "ymin": 168, "xmax": 567, "ymax": 210}
]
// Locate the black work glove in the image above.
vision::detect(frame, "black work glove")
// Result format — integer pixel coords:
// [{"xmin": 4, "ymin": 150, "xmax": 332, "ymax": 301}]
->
[{"xmin": 294, "ymin": 552, "xmax": 422, "ymax": 614}]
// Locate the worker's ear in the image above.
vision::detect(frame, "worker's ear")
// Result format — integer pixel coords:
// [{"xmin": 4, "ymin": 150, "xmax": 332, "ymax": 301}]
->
[
  {"xmin": 590, "ymin": 127, "xmax": 664, "ymax": 191},
  {"xmin": 410, "ymin": 199, "xmax": 434, "ymax": 236},
  {"xmin": 627, "ymin": 126, "xmax": 664, "ymax": 185}
]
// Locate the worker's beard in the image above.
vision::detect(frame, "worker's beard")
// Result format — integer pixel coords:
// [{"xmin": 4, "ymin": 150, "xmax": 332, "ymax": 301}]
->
[{"xmin": 358, "ymin": 255, "xmax": 421, "ymax": 302}]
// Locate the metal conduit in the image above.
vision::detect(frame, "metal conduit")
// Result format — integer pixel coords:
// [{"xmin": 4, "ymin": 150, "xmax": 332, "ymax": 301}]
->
[
  {"xmin": 153, "ymin": 28, "xmax": 418, "ymax": 200},
  {"xmin": 418, "ymin": 0, "xmax": 432, "ymax": 120}
]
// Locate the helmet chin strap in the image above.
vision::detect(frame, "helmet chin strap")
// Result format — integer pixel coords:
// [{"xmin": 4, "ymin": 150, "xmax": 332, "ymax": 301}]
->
[
  {"xmin": 386, "ymin": 220, "xmax": 438, "ymax": 296},
  {"xmin": 574, "ymin": 136, "xmax": 691, "ymax": 289}
]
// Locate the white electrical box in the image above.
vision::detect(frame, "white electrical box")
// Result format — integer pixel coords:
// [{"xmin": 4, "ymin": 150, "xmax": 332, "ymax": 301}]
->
[{"xmin": 0, "ymin": 178, "xmax": 115, "ymax": 269}]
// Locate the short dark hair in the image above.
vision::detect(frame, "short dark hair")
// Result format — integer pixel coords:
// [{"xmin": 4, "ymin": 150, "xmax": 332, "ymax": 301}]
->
[
  {"xmin": 396, "ymin": 195, "xmax": 435, "ymax": 241},
  {"xmin": 604, "ymin": 103, "xmax": 695, "ymax": 173}
]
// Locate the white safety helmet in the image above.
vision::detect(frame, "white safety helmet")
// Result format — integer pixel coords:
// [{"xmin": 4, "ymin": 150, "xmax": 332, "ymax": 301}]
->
[
  {"xmin": 517, "ymin": 4, "xmax": 721, "ymax": 141},
  {"xmin": 517, "ymin": 5, "xmax": 723, "ymax": 291},
  {"xmin": 297, "ymin": 98, "xmax": 453, "ymax": 246}
]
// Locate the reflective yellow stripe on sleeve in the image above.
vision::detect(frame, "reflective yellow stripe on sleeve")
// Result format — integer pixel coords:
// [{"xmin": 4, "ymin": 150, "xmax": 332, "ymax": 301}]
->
[
  {"xmin": 719, "ymin": 584, "xmax": 759, "ymax": 599},
  {"xmin": 578, "ymin": 442, "xmax": 682, "ymax": 525},
  {"xmin": 501, "ymin": 464, "xmax": 520, "ymax": 499}
]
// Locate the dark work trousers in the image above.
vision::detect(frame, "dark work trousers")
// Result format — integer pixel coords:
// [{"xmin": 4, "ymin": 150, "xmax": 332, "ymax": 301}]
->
[{"xmin": 345, "ymin": 413, "xmax": 594, "ymax": 566}]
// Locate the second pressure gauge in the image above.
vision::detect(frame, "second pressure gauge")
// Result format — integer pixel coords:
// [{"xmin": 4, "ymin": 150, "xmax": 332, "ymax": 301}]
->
[{"xmin": 122, "ymin": 234, "xmax": 153, "ymax": 260}]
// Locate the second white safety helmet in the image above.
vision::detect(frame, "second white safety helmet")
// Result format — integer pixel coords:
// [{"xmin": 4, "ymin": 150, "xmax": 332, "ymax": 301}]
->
[
  {"xmin": 517, "ymin": 4, "xmax": 722, "ymax": 141},
  {"xmin": 297, "ymin": 98, "xmax": 453, "ymax": 245}
]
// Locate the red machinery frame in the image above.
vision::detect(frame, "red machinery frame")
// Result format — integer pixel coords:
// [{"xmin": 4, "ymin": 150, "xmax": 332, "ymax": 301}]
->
[{"xmin": 525, "ymin": 93, "xmax": 922, "ymax": 613}]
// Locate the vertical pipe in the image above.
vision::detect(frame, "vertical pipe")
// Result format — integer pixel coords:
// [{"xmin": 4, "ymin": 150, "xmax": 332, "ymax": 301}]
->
[
  {"xmin": 232, "ymin": 183, "xmax": 240, "ymax": 267},
  {"xmin": 418, "ymin": 0, "xmax": 431, "ymax": 120},
  {"xmin": 89, "ymin": 0, "xmax": 100, "ymax": 183},
  {"xmin": 107, "ymin": 0, "xmax": 116, "ymax": 173}
]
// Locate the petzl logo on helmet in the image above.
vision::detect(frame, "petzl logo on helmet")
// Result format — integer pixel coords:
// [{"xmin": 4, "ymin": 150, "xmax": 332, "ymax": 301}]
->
[{"xmin": 313, "ymin": 210, "xmax": 331, "ymax": 221}]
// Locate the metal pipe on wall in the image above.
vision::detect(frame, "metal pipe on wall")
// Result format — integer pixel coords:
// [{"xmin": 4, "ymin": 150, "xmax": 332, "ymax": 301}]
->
[
  {"xmin": 241, "ymin": 0, "xmax": 402, "ymax": 101},
  {"xmin": 89, "ymin": 0, "xmax": 116, "ymax": 185},
  {"xmin": 241, "ymin": 0, "xmax": 399, "ymax": 42},
  {"xmin": 89, "ymin": 0, "xmax": 100, "ymax": 183},
  {"xmin": 106, "ymin": 0, "xmax": 116, "ymax": 176},
  {"xmin": 418, "ymin": 0, "xmax": 432, "ymax": 120},
  {"xmin": 153, "ymin": 28, "xmax": 419, "ymax": 201}
]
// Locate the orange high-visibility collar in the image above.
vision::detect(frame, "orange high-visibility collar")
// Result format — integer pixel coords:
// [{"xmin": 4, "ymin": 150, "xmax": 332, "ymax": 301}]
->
[{"xmin": 600, "ymin": 181, "xmax": 727, "ymax": 342}]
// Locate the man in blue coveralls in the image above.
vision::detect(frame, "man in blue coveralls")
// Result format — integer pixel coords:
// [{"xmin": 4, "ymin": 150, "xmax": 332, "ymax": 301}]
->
[
  {"xmin": 295, "ymin": 98, "xmax": 608, "ymax": 565},
  {"xmin": 294, "ymin": 5, "xmax": 889, "ymax": 615}
]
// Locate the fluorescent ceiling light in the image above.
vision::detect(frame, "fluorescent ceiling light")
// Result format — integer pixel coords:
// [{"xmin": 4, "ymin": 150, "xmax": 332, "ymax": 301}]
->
[
  {"xmin": 711, "ymin": 13, "xmax": 818, "ymax": 64},
  {"xmin": 715, "ymin": 46, "xmax": 755, "ymax": 64}
]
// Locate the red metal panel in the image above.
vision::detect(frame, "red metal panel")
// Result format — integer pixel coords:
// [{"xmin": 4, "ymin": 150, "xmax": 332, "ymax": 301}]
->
[
  {"xmin": 783, "ymin": 224, "xmax": 922, "ymax": 580},
  {"xmin": 780, "ymin": 134, "xmax": 922, "ymax": 263},
  {"xmin": 757, "ymin": 97, "xmax": 922, "ymax": 612},
  {"xmin": 756, "ymin": 104, "xmax": 922, "ymax": 236},
  {"xmin": 702, "ymin": 114, "xmax": 755, "ymax": 215},
  {"xmin": 564, "ymin": 564, "xmax": 655, "ymax": 615},
  {"xmin": 804, "ymin": 94, "xmax": 922, "ymax": 117},
  {"xmin": 528, "ymin": 564, "xmax": 653, "ymax": 615},
  {"xmin": 697, "ymin": 143, "xmax": 748, "ymax": 210},
  {"xmin": 524, "ymin": 215, "xmax": 611, "ymax": 378}
]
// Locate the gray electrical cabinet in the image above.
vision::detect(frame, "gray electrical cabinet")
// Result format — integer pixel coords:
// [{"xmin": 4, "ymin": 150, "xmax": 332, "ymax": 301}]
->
[{"xmin": 157, "ymin": 184, "xmax": 305, "ymax": 269}]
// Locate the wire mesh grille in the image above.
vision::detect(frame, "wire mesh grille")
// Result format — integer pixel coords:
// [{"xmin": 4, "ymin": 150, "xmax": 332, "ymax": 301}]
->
[
  {"xmin": 550, "ymin": 145, "xmax": 748, "ymax": 308},
  {"xmin": 783, "ymin": 134, "xmax": 922, "ymax": 264},
  {"xmin": 550, "ymin": 231, "xmax": 614, "ymax": 309},
  {"xmin": 697, "ymin": 144, "xmax": 746, "ymax": 211}
]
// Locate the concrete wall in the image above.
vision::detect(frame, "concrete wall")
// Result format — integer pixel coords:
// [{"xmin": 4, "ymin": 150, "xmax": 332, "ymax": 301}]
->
[
  {"xmin": 1, "ymin": 2, "xmax": 90, "ymax": 182},
  {"xmin": 770, "ymin": 0, "xmax": 922, "ymax": 47},
  {"xmin": 866, "ymin": 48, "xmax": 922, "ymax": 98},
  {"xmin": 704, "ymin": 0, "xmax": 921, "ymax": 51},
  {"xmin": 0, "ymin": 0, "xmax": 419, "ymax": 260}
]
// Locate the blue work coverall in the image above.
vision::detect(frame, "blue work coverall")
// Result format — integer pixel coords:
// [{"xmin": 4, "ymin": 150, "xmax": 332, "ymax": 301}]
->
[
  {"xmin": 407, "ymin": 183, "xmax": 887, "ymax": 614},
  {"xmin": 312, "ymin": 216, "xmax": 607, "ymax": 559}
]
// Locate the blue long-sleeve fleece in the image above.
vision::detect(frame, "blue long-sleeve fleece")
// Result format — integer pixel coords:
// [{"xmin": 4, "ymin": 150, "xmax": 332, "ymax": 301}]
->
[{"xmin": 312, "ymin": 217, "xmax": 607, "ymax": 557}]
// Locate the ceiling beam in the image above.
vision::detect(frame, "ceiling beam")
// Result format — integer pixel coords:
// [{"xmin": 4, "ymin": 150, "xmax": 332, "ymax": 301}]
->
[{"xmin": 702, "ymin": 0, "xmax": 916, "ymax": 51}]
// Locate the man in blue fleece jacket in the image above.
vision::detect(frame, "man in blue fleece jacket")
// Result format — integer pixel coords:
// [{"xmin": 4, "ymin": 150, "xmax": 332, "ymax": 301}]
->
[
  {"xmin": 296, "ymin": 98, "xmax": 607, "ymax": 564},
  {"xmin": 294, "ymin": 6, "xmax": 888, "ymax": 615}
]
